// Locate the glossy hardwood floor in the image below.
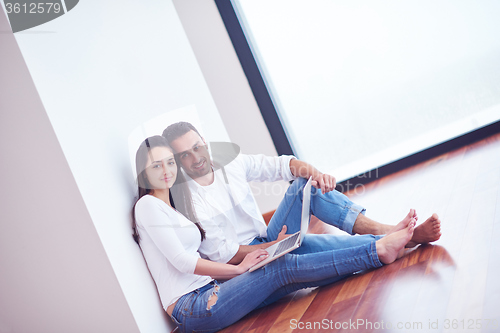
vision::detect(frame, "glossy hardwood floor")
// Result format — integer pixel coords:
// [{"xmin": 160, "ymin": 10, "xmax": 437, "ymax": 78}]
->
[{"xmin": 216, "ymin": 132, "xmax": 500, "ymax": 333}]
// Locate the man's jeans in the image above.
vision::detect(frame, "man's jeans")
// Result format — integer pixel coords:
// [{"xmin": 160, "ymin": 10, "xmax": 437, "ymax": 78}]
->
[
  {"xmin": 171, "ymin": 242, "xmax": 382, "ymax": 333},
  {"xmin": 251, "ymin": 177, "xmax": 383, "ymax": 306},
  {"xmin": 267, "ymin": 177, "xmax": 365, "ymax": 241}
]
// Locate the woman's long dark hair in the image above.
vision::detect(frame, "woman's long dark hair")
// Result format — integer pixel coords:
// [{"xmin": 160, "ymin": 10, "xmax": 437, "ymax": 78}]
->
[{"xmin": 132, "ymin": 136, "xmax": 205, "ymax": 244}]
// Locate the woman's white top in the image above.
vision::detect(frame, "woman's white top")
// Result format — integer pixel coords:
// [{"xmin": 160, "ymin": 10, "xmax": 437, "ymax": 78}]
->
[{"xmin": 134, "ymin": 195, "xmax": 212, "ymax": 309}]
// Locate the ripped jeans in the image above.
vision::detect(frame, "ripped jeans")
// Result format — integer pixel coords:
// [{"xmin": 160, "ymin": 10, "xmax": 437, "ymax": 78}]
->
[{"xmin": 171, "ymin": 241, "xmax": 382, "ymax": 333}]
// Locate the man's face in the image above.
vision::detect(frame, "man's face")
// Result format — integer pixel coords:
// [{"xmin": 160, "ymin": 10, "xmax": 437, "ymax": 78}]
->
[{"xmin": 169, "ymin": 130, "xmax": 212, "ymax": 179}]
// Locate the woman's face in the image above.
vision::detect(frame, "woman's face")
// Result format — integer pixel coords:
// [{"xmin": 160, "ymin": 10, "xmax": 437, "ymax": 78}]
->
[{"xmin": 144, "ymin": 146, "xmax": 177, "ymax": 190}]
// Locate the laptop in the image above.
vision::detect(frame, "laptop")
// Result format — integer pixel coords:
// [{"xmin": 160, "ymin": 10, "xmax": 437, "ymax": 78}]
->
[{"xmin": 249, "ymin": 177, "xmax": 312, "ymax": 272}]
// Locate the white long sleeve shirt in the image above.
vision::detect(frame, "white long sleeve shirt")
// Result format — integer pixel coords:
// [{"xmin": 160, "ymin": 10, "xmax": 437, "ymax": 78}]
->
[
  {"xmin": 187, "ymin": 154, "xmax": 298, "ymax": 263},
  {"xmin": 134, "ymin": 195, "xmax": 212, "ymax": 309}
]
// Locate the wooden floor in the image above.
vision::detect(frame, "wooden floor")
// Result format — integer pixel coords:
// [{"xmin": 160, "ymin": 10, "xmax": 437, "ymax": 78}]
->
[{"xmin": 217, "ymin": 132, "xmax": 500, "ymax": 333}]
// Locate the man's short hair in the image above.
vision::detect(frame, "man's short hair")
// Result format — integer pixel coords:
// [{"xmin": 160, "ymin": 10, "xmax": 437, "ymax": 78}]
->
[{"xmin": 162, "ymin": 121, "xmax": 202, "ymax": 144}]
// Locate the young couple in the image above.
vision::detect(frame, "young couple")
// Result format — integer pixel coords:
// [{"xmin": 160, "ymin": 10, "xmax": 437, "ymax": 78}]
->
[{"xmin": 132, "ymin": 122, "xmax": 441, "ymax": 333}]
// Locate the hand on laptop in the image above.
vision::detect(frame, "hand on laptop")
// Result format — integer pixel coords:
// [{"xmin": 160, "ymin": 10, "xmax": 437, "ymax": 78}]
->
[
  {"xmin": 239, "ymin": 249, "xmax": 269, "ymax": 273},
  {"xmin": 276, "ymin": 225, "xmax": 288, "ymax": 242}
]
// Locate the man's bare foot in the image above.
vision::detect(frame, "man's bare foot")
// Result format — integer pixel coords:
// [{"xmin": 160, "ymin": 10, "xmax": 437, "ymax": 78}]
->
[
  {"xmin": 406, "ymin": 213, "xmax": 441, "ymax": 248},
  {"xmin": 377, "ymin": 220, "xmax": 415, "ymax": 264},
  {"xmin": 388, "ymin": 209, "xmax": 418, "ymax": 235}
]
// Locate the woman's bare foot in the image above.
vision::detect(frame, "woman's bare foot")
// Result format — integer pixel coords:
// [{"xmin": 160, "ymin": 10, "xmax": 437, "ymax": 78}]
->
[
  {"xmin": 388, "ymin": 209, "xmax": 418, "ymax": 235},
  {"xmin": 377, "ymin": 219, "xmax": 416, "ymax": 264},
  {"xmin": 406, "ymin": 213, "xmax": 441, "ymax": 247}
]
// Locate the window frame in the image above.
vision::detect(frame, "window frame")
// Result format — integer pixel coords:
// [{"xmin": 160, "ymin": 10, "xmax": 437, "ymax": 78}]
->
[{"xmin": 214, "ymin": 0, "xmax": 500, "ymax": 190}]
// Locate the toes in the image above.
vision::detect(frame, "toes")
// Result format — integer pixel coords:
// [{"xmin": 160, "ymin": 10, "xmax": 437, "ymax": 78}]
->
[{"xmin": 407, "ymin": 220, "xmax": 416, "ymax": 236}]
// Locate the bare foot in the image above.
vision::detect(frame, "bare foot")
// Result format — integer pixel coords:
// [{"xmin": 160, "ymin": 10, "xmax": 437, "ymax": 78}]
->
[
  {"xmin": 388, "ymin": 209, "xmax": 417, "ymax": 235},
  {"xmin": 406, "ymin": 213, "xmax": 441, "ymax": 247},
  {"xmin": 377, "ymin": 219, "xmax": 416, "ymax": 264}
]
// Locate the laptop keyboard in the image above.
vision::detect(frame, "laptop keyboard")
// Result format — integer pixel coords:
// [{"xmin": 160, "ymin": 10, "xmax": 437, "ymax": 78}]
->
[{"xmin": 274, "ymin": 232, "xmax": 300, "ymax": 257}]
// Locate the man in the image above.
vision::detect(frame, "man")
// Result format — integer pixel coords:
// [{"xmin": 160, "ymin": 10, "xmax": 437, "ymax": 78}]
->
[{"xmin": 163, "ymin": 121, "xmax": 441, "ymax": 266}]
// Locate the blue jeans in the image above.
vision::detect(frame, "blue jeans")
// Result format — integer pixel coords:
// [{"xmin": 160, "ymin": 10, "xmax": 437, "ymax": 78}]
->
[
  {"xmin": 250, "ymin": 177, "xmax": 382, "ymax": 305},
  {"xmin": 171, "ymin": 242, "xmax": 382, "ymax": 333},
  {"xmin": 267, "ymin": 177, "xmax": 364, "ymax": 240}
]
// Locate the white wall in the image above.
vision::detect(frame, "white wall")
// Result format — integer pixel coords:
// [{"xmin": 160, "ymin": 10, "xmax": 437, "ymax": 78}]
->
[
  {"xmin": 1, "ymin": 1, "xmax": 292, "ymax": 332},
  {"xmin": 173, "ymin": 0, "xmax": 290, "ymax": 214},
  {"xmin": 0, "ymin": 8, "xmax": 139, "ymax": 333},
  {"xmin": 1, "ymin": 1, "xmax": 232, "ymax": 332}
]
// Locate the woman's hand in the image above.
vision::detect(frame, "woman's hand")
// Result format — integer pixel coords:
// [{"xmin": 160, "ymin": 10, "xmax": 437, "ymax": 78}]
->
[{"xmin": 237, "ymin": 249, "xmax": 269, "ymax": 273}]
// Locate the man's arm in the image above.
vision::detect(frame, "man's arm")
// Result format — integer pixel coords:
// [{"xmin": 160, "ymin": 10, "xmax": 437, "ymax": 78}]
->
[
  {"xmin": 227, "ymin": 225, "xmax": 288, "ymax": 264},
  {"xmin": 289, "ymin": 159, "xmax": 337, "ymax": 194}
]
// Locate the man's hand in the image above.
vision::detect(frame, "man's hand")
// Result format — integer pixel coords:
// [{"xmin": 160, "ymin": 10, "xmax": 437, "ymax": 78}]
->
[
  {"xmin": 311, "ymin": 173, "xmax": 336, "ymax": 194},
  {"xmin": 276, "ymin": 225, "xmax": 288, "ymax": 242},
  {"xmin": 289, "ymin": 159, "xmax": 336, "ymax": 193}
]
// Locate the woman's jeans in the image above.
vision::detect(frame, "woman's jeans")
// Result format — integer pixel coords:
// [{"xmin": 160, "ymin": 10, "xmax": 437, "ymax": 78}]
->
[{"xmin": 171, "ymin": 242, "xmax": 382, "ymax": 333}]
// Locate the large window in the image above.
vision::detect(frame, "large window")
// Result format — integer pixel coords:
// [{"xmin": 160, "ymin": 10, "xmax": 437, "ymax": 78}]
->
[{"xmin": 221, "ymin": 0, "xmax": 500, "ymax": 181}]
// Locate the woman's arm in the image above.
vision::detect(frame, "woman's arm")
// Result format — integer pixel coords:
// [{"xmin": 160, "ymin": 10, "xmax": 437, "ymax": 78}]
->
[
  {"xmin": 195, "ymin": 249, "xmax": 269, "ymax": 279},
  {"xmin": 226, "ymin": 225, "xmax": 289, "ymax": 265},
  {"xmin": 136, "ymin": 196, "xmax": 269, "ymax": 277}
]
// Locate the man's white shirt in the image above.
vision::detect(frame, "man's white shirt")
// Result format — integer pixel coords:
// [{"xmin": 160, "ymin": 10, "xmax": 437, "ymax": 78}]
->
[{"xmin": 185, "ymin": 154, "xmax": 297, "ymax": 263}]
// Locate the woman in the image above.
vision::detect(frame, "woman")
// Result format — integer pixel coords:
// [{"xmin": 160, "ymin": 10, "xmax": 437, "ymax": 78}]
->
[{"xmin": 132, "ymin": 136, "xmax": 415, "ymax": 333}]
